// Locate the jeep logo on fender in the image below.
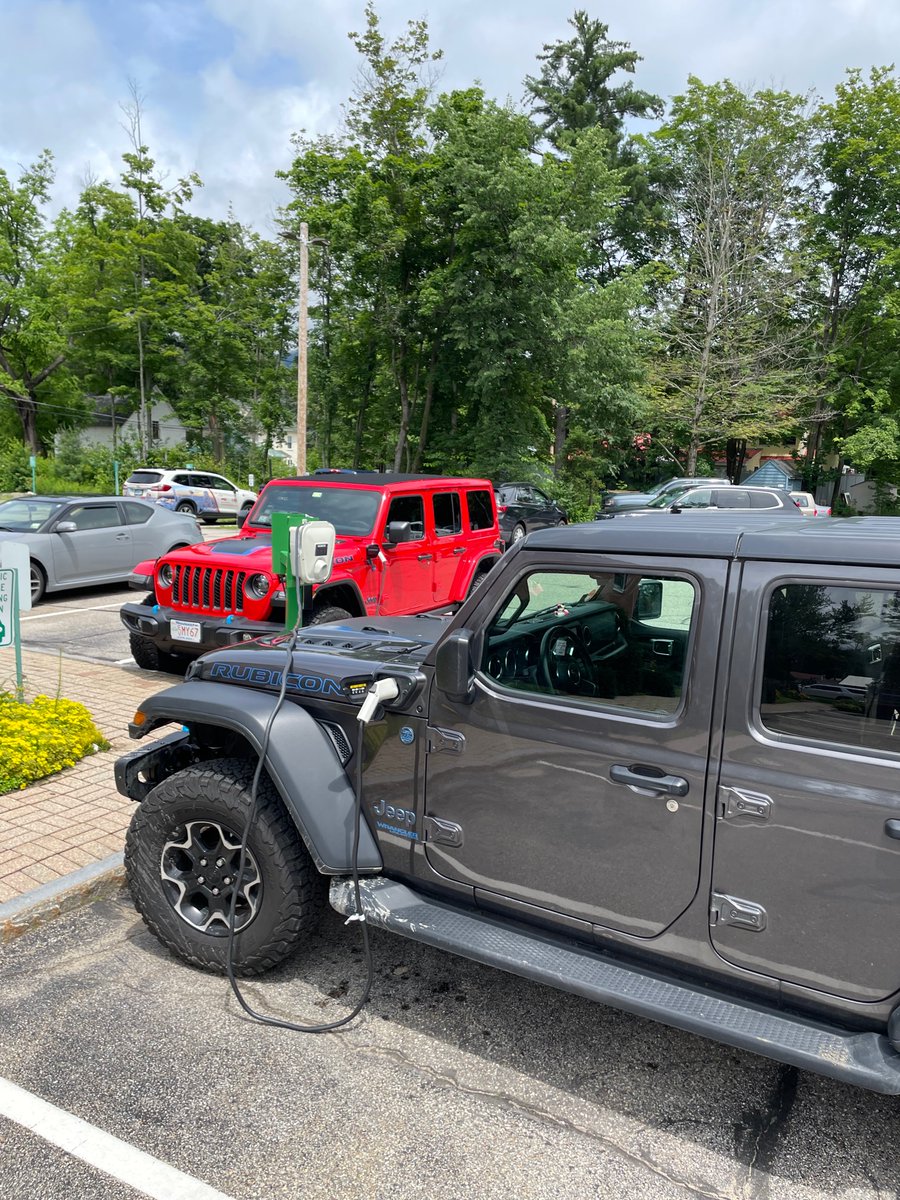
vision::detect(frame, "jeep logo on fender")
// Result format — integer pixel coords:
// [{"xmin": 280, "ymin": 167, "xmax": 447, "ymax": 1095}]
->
[{"xmin": 209, "ymin": 661, "xmax": 344, "ymax": 697}]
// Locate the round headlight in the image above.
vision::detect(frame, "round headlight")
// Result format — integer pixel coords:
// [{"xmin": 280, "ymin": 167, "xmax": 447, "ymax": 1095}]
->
[
  {"xmin": 246, "ymin": 573, "xmax": 270, "ymax": 599},
  {"xmin": 158, "ymin": 562, "xmax": 173, "ymax": 588}
]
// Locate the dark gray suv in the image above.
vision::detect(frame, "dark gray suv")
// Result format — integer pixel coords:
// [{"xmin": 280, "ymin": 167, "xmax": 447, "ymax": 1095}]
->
[{"xmin": 117, "ymin": 513, "xmax": 900, "ymax": 1094}]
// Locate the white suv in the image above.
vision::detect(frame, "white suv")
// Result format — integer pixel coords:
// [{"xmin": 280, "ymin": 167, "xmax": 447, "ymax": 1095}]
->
[{"xmin": 123, "ymin": 469, "xmax": 257, "ymax": 525}]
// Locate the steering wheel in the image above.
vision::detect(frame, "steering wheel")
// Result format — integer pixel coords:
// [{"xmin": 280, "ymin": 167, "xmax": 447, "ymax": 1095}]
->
[{"xmin": 539, "ymin": 626, "xmax": 597, "ymax": 696}]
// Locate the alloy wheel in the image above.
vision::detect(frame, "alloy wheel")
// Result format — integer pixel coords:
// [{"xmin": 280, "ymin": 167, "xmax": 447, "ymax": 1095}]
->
[{"xmin": 160, "ymin": 820, "xmax": 262, "ymax": 935}]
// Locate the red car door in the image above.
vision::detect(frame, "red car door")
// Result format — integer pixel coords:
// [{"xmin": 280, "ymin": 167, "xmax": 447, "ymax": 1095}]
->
[
  {"xmin": 430, "ymin": 491, "xmax": 466, "ymax": 604},
  {"xmin": 376, "ymin": 493, "xmax": 434, "ymax": 614}
]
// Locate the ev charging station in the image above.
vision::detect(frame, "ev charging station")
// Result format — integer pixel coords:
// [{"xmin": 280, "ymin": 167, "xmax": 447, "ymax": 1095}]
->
[{"xmin": 270, "ymin": 512, "xmax": 336, "ymax": 629}]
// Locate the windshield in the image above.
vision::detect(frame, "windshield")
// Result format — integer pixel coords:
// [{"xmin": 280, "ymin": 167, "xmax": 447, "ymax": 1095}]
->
[
  {"xmin": 646, "ymin": 486, "xmax": 690, "ymax": 509},
  {"xmin": 248, "ymin": 484, "xmax": 381, "ymax": 536},
  {"xmin": 0, "ymin": 498, "xmax": 66, "ymax": 531},
  {"xmin": 126, "ymin": 471, "xmax": 164, "ymax": 485}
]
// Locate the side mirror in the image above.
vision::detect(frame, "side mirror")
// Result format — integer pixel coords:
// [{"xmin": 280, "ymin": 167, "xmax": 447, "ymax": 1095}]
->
[
  {"xmin": 55, "ymin": 520, "xmax": 77, "ymax": 533},
  {"xmin": 636, "ymin": 579, "xmax": 663, "ymax": 621},
  {"xmin": 434, "ymin": 629, "xmax": 474, "ymax": 702},
  {"xmin": 670, "ymin": 504, "xmax": 682, "ymax": 514},
  {"xmin": 366, "ymin": 543, "xmax": 380, "ymax": 562},
  {"xmin": 236, "ymin": 508, "xmax": 248, "ymax": 529},
  {"xmin": 384, "ymin": 520, "xmax": 413, "ymax": 545}
]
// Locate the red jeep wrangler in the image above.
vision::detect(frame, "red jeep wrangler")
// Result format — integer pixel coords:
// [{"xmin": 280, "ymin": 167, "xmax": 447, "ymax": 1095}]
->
[{"xmin": 120, "ymin": 472, "xmax": 502, "ymax": 671}]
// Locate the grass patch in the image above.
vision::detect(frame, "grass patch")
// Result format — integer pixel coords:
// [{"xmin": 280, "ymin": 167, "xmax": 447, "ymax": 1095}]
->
[{"xmin": 0, "ymin": 693, "xmax": 109, "ymax": 793}]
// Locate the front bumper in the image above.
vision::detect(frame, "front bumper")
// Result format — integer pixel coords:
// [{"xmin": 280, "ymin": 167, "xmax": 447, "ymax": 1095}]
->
[{"xmin": 120, "ymin": 600, "xmax": 283, "ymax": 655}]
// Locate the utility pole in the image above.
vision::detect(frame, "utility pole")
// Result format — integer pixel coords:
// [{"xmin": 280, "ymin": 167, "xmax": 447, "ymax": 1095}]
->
[{"xmin": 296, "ymin": 222, "xmax": 308, "ymax": 476}]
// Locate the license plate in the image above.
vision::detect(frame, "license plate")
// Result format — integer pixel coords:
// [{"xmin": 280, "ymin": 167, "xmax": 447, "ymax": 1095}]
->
[{"xmin": 170, "ymin": 619, "xmax": 201, "ymax": 644}]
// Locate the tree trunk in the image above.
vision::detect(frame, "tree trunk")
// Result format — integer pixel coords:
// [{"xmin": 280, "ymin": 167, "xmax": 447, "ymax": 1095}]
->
[
  {"xmin": 17, "ymin": 396, "xmax": 41, "ymax": 457},
  {"xmin": 411, "ymin": 343, "xmax": 439, "ymax": 472},
  {"xmin": 392, "ymin": 343, "xmax": 411, "ymax": 473},
  {"xmin": 553, "ymin": 401, "xmax": 567, "ymax": 478}
]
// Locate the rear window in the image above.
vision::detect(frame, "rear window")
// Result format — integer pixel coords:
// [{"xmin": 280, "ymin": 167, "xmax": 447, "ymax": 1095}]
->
[
  {"xmin": 248, "ymin": 484, "xmax": 381, "ymax": 536},
  {"xmin": 467, "ymin": 490, "xmax": 495, "ymax": 531},
  {"xmin": 122, "ymin": 501, "xmax": 153, "ymax": 525},
  {"xmin": 127, "ymin": 471, "xmax": 164, "ymax": 485}
]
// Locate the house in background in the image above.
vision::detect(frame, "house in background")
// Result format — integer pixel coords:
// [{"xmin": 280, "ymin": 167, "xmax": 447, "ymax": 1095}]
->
[
  {"xmin": 742, "ymin": 459, "xmax": 800, "ymax": 490},
  {"xmin": 57, "ymin": 396, "xmax": 193, "ymax": 451}
]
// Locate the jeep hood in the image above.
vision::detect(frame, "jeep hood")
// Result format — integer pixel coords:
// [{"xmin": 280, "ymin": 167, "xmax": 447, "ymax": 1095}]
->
[
  {"xmin": 186, "ymin": 612, "xmax": 450, "ymax": 701},
  {"xmin": 163, "ymin": 530, "xmax": 367, "ymax": 569}
]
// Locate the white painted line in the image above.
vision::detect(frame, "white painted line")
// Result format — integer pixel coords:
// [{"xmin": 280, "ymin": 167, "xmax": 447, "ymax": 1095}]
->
[
  {"xmin": 0, "ymin": 1076, "xmax": 236, "ymax": 1200},
  {"xmin": 21, "ymin": 603, "xmax": 125, "ymax": 622}
]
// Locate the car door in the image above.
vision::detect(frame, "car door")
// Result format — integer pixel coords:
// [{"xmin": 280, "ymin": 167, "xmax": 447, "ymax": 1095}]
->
[
  {"xmin": 712, "ymin": 562, "xmax": 900, "ymax": 1003},
  {"xmin": 208, "ymin": 474, "xmax": 239, "ymax": 517},
  {"xmin": 119, "ymin": 500, "xmax": 167, "ymax": 559},
  {"xmin": 430, "ymin": 491, "xmax": 466, "ymax": 603},
  {"xmin": 423, "ymin": 554, "xmax": 726, "ymax": 937},
  {"xmin": 530, "ymin": 487, "xmax": 557, "ymax": 530},
  {"xmin": 376, "ymin": 493, "xmax": 434, "ymax": 615},
  {"xmin": 50, "ymin": 502, "xmax": 133, "ymax": 585}
]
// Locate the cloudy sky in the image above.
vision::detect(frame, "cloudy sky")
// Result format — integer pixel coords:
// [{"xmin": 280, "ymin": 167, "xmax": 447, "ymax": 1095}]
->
[{"xmin": 1, "ymin": 0, "xmax": 896, "ymax": 234}]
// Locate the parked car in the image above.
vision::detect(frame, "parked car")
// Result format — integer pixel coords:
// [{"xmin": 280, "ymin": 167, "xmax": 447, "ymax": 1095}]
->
[
  {"xmin": 119, "ymin": 511, "xmax": 900, "ymax": 1094},
  {"xmin": 494, "ymin": 482, "xmax": 567, "ymax": 545},
  {"xmin": 799, "ymin": 681, "xmax": 870, "ymax": 702},
  {"xmin": 790, "ymin": 490, "xmax": 832, "ymax": 517},
  {"xmin": 635, "ymin": 485, "xmax": 803, "ymax": 515},
  {"xmin": 0, "ymin": 496, "xmax": 201, "ymax": 604},
  {"xmin": 120, "ymin": 472, "xmax": 502, "ymax": 671},
  {"xmin": 597, "ymin": 476, "xmax": 731, "ymax": 516},
  {"xmin": 123, "ymin": 468, "xmax": 257, "ymax": 525}
]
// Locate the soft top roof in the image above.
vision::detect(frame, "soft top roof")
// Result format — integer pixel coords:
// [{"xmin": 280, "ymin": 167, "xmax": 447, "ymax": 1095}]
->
[
  {"xmin": 525, "ymin": 512, "xmax": 900, "ymax": 568},
  {"xmin": 268, "ymin": 472, "xmax": 492, "ymax": 489}
]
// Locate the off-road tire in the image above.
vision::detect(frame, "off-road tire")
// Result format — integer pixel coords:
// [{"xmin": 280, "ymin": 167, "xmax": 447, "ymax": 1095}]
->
[
  {"xmin": 466, "ymin": 564, "xmax": 493, "ymax": 598},
  {"xmin": 129, "ymin": 632, "xmax": 189, "ymax": 675},
  {"xmin": 30, "ymin": 560, "xmax": 46, "ymax": 605},
  {"xmin": 310, "ymin": 605, "xmax": 353, "ymax": 626},
  {"xmin": 125, "ymin": 757, "xmax": 325, "ymax": 976},
  {"xmin": 175, "ymin": 500, "xmax": 196, "ymax": 516}
]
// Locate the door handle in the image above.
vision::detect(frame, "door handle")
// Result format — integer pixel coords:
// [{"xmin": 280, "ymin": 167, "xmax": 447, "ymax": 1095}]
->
[
  {"xmin": 115, "ymin": 534, "xmax": 129, "ymax": 540},
  {"xmin": 609, "ymin": 764, "xmax": 689, "ymax": 797},
  {"xmin": 885, "ymin": 820, "xmax": 900, "ymax": 840},
  {"xmin": 452, "ymin": 546, "xmax": 466, "ymax": 555},
  {"xmin": 417, "ymin": 553, "xmax": 433, "ymax": 562}
]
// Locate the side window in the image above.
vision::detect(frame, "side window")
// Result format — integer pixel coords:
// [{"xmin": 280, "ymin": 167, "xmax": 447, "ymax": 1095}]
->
[
  {"xmin": 386, "ymin": 495, "xmax": 424, "ymax": 539},
  {"xmin": 433, "ymin": 492, "xmax": 462, "ymax": 537},
  {"xmin": 481, "ymin": 569, "xmax": 697, "ymax": 716},
  {"xmin": 677, "ymin": 489, "xmax": 712, "ymax": 509},
  {"xmin": 760, "ymin": 583, "xmax": 900, "ymax": 754},
  {"xmin": 211, "ymin": 476, "xmax": 236, "ymax": 492},
  {"xmin": 65, "ymin": 504, "xmax": 122, "ymax": 531},
  {"xmin": 751, "ymin": 491, "xmax": 778, "ymax": 509},
  {"xmin": 466, "ymin": 490, "xmax": 494, "ymax": 531},
  {"xmin": 171, "ymin": 474, "xmax": 190, "ymax": 486},
  {"xmin": 122, "ymin": 501, "xmax": 153, "ymax": 525},
  {"xmin": 190, "ymin": 474, "xmax": 213, "ymax": 489}
]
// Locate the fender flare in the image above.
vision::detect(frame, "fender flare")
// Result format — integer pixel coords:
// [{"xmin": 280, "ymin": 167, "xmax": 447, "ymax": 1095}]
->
[{"xmin": 131, "ymin": 681, "xmax": 382, "ymax": 874}]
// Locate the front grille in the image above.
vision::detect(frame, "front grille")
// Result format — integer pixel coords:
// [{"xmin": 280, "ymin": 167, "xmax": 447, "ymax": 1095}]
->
[{"xmin": 171, "ymin": 565, "xmax": 247, "ymax": 614}]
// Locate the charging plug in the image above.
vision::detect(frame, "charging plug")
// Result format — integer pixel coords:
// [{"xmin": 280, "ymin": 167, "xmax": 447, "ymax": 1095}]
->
[{"xmin": 357, "ymin": 677, "xmax": 400, "ymax": 725}]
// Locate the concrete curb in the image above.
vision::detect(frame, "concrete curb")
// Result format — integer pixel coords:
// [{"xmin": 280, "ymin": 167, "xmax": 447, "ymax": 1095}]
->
[{"xmin": 0, "ymin": 854, "xmax": 126, "ymax": 945}]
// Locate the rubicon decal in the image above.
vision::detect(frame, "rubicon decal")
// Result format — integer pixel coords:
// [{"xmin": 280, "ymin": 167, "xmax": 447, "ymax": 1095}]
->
[{"xmin": 209, "ymin": 661, "xmax": 344, "ymax": 697}]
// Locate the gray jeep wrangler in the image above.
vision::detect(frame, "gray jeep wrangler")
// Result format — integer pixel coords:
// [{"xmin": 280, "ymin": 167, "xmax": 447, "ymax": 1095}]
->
[{"xmin": 116, "ymin": 513, "xmax": 900, "ymax": 1093}]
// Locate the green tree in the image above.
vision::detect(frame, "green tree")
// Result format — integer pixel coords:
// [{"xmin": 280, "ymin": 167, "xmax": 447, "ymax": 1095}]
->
[
  {"xmin": 803, "ymin": 67, "xmax": 900, "ymax": 500},
  {"xmin": 647, "ymin": 78, "xmax": 815, "ymax": 473},
  {"xmin": 0, "ymin": 152, "xmax": 78, "ymax": 453}
]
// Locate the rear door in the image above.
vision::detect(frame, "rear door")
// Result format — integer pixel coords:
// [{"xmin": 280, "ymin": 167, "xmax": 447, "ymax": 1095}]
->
[
  {"xmin": 430, "ymin": 491, "xmax": 466, "ymax": 604},
  {"xmin": 424, "ymin": 555, "xmax": 726, "ymax": 935},
  {"xmin": 51, "ymin": 502, "xmax": 133, "ymax": 584},
  {"xmin": 712, "ymin": 562, "xmax": 900, "ymax": 1002}
]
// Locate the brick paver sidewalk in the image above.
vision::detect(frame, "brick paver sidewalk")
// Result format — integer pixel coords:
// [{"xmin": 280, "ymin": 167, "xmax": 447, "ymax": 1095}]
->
[{"xmin": 0, "ymin": 650, "xmax": 174, "ymax": 904}]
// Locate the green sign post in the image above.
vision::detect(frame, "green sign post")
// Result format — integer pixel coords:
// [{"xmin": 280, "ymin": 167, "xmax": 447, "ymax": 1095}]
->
[
  {"xmin": 28, "ymin": 454, "xmax": 36, "ymax": 494},
  {"xmin": 270, "ymin": 511, "xmax": 314, "ymax": 630}
]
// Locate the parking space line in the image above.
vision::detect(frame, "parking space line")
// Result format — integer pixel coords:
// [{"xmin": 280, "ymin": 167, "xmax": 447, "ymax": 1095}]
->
[
  {"xmin": 0, "ymin": 1076, "xmax": 236, "ymax": 1200},
  {"xmin": 21, "ymin": 603, "xmax": 126, "ymax": 622}
]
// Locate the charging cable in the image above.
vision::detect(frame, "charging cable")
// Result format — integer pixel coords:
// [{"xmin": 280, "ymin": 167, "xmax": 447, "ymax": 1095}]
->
[{"xmin": 223, "ymin": 576, "xmax": 396, "ymax": 1033}]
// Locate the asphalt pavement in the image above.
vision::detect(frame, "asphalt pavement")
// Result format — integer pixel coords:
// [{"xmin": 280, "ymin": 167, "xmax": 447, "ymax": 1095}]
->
[{"xmin": 3, "ymin": 895, "xmax": 899, "ymax": 1200}]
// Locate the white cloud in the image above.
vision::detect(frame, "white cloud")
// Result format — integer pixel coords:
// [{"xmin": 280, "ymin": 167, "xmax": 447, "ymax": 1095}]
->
[{"xmin": 1, "ymin": 0, "xmax": 899, "ymax": 233}]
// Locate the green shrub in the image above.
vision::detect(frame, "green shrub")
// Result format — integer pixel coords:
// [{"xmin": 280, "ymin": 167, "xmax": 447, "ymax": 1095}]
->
[{"xmin": 0, "ymin": 693, "xmax": 108, "ymax": 793}]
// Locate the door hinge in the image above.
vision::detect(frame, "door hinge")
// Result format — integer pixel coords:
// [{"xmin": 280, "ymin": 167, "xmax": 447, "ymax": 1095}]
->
[
  {"xmin": 710, "ymin": 892, "xmax": 767, "ymax": 932},
  {"xmin": 426, "ymin": 726, "xmax": 465, "ymax": 754},
  {"xmin": 423, "ymin": 815, "xmax": 464, "ymax": 847},
  {"xmin": 718, "ymin": 787, "xmax": 773, "ymax": 821}
]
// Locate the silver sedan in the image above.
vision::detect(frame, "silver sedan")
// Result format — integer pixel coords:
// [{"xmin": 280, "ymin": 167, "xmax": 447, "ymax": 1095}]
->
[{"xmin": 0, "ymin": 495, "xmax": 202, "ymax": 603}]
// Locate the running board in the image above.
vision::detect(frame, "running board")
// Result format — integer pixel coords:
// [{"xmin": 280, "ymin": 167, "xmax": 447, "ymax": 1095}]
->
[{"xmin": 330, "ymin": 877, "xmax": 900, "ymax": 1094}]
